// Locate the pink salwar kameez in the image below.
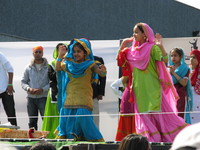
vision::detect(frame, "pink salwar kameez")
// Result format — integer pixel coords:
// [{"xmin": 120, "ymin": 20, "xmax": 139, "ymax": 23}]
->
[{"xmin": 118, "ymin": 23, "xmax": 189, "ymax": 142}]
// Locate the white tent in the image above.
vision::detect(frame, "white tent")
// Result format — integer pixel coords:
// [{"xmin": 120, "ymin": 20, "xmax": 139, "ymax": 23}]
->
[{"xmin": 176, "ymin": 0, "xmax": 200, "ymax": 10}]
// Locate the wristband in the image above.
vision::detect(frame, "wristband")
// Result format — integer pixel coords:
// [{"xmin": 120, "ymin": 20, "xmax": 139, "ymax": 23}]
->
[
  {"xmin": 57, "ymin": 58, "xmax": 62, "ymax": 62},
  {"xmin": 8, "ymin": 84, "xmax": 13, "ymax": 86}
]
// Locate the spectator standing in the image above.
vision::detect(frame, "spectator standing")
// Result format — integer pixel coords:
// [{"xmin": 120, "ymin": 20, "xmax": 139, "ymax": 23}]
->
[
  {"xmin": 0, "ymin": 52, "xmax": 17, "ymax": 126},
  {"xmin": 21, "ymin": 46, "xmax": 49, "ymax": 130}
]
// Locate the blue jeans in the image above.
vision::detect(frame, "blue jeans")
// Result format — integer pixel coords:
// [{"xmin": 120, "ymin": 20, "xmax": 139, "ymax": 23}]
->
[{"xmin": 27, "ymin": 97, "xmax": 46, "ymax": 130}]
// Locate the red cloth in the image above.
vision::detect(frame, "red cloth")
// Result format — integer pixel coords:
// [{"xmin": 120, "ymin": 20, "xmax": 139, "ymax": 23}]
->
[
  {"xmin": 117, "ymin": 47, "xmax": 135, "ymax": 103},
  {"xmin": 117, "ymin": 48, "xmax": 131, "ymax": 77},
  {"xmin": 115, "ymin": 115, "xmax": 136, "ymax": 141},
  {"xmin": 190, "ymin": 50, "xmax": 200, "ymax": 86},
  {"xmin": 175, "ymin": 70, "xmax": 190, "ymax": 118},
  {"xmin": 28, "ymin": 128, "xmax": 34, "ymax": 138},
  {"xmin": 190, "ymin": 49, "xmax": 200, "ymax": 95}
]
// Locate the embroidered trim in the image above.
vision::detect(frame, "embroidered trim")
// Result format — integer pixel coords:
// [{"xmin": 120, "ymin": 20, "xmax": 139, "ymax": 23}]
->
[{"xmin": 138, "ymin": 123, "xmax": 188, "ymax": 136}]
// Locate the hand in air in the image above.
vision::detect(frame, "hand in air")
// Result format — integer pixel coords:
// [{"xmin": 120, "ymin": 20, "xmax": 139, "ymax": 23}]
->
[
  {"xmin": 155, "ymin": 33, "xmax": 163, "ymax": 47},
  {"xmin": 122, "ymin": 37, "xmax": 134, "ymax": 43},
  {"xmin": 58, "ymin": 45, "xmax": 67, "ymax": 57}
]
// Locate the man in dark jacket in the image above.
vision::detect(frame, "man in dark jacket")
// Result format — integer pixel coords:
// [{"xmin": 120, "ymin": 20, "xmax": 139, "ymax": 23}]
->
[{"xmin": 92, "ymin": 56, "xmax": 106, "ymax": 129}]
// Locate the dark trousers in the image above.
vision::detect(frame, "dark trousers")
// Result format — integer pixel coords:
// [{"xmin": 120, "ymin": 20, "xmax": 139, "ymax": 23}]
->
[
  {"xmin": 0, "ymin": 91, "xmax": 17, "ymax": 126},
  {"xmin": 27, "ymin": 97, "xmax": 46, "ymax": 130}
]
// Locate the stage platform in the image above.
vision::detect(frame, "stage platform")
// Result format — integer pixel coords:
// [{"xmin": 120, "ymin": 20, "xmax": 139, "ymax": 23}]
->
[{"xmin": 0, "ymin": 139, "xmax": 172, "ymax": 150}]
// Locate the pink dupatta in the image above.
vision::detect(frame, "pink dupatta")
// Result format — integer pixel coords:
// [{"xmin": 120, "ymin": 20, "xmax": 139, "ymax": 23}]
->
[
  {"xmin": 127, "ymin": 23, "xmax": 154, "ymax": 70},
  {"xmin": 127, "ymin": 23, "xmax": 178, "ymax": 109}
]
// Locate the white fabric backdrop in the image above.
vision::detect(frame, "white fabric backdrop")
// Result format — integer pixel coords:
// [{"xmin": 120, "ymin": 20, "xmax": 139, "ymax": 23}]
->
[
  {"xmin": 0, "ymin": 40, "xmax": 119, "ymax": 141},
  {"xmin": 0, "ymin": 37, "xmax": 199, "ymax": 141}
]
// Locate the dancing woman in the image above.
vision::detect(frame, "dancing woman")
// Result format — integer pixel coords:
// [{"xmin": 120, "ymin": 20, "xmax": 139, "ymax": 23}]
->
[
  {"xmin": 117, "ymin": 22, "xmax": 188, "ymax": 142},
  {"xmin": 55, "ymin": 38, "xmax": 106, "ymax": 141}
]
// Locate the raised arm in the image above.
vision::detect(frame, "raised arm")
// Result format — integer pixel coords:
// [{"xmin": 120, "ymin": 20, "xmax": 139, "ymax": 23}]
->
[
  {"xmin": 55, "ymin": 45, "xmax": 67, "ymax": 71},
  {"xmin": 155, "ymin": 33, "xmax": 168, "ymax": 63},
  {"xmin": 118, "ymin": 37, "xmax": 134, "ymax": 54}
]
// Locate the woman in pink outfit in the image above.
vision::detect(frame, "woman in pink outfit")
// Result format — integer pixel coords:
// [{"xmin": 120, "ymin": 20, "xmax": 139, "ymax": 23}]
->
[{"xmin": 117, "ymin": 22, "xmax": 188, "ymax": 142}]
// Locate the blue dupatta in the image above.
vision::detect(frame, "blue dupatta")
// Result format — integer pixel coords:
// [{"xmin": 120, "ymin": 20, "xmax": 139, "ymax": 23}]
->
[
  {"xmin": 169, "ymin": 49, "xmax": 193, "ymax": 124},
  {"xmin": 52, "ymin": 44, "xmax": 68, "ymax": 113},
  {"xmin": 65, "ymin": 38, "xmax": 98, "ymax": 80},
  {"xmin": 56, "ymin": 38, "xmax": 99, "ymax": 138},
  {"xmin": 57, "ymin": 38, "xmax": 98, "ymax": 111}
]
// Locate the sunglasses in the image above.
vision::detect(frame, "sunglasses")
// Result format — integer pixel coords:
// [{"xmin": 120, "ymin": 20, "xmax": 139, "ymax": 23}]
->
[{"xmin": 34, "ymin": 50, "xmax": 42, "ymax": 54}]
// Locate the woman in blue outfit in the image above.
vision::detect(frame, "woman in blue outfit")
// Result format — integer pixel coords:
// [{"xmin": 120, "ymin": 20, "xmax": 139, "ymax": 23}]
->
[
  {"xmin": 42, "ymin": 43, "xmax": 68, "ymax": 138},
  {"xmin": 55, "ymin": 38, "xmax": 106, "ymax": 142},
  {"xmin": 168, "ymin": 48, "xmax": 193, "ymax": 124}
]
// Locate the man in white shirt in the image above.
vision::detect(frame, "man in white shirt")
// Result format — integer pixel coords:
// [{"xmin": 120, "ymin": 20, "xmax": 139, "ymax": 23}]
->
[{"xmin": 0, "ymin": 52, "xmax": 17, "ymax": 126}]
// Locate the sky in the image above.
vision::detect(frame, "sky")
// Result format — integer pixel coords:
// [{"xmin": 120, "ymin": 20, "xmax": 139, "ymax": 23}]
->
[{"xmin": 176, "ymin": 0, "xmax": 200, "ymax": 10}]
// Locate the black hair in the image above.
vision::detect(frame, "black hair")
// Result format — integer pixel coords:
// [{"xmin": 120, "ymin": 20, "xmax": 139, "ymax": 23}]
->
[
  {"xmin": 170, "ymin": 48, "xmax": 183, "ymax": 57},
  {"xmin": 136, "ymin": 23, "xmax": 144, "ymax": 33},
  {"xmin": 73, "ymin": 42, "xmax": 87, "ymax": 55},
  {"xmin": 30, "ymin": 141, "xmax": 56, "ymax": 150},
  {"xmin": 118, "ymin": 134, "xmax": 150, "ymax": 150},
  {"xmin": 176, "ymin": 146, "xmax": 196, "ymax": 150},
  {"xmin": 56, "ymin": 43, "xmax": 67, "ymax": 51}
]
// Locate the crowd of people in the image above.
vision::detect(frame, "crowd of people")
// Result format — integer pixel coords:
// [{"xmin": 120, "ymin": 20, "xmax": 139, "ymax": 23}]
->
[{"xmin": 0, "ymin": 22, "xmax": 200, "ymax": 147}]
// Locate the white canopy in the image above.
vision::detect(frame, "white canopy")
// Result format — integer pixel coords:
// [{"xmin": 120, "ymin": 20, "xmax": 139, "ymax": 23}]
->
[{"xmin": 176, "ymin": 0, "xmax": 200, "ymax": 10}]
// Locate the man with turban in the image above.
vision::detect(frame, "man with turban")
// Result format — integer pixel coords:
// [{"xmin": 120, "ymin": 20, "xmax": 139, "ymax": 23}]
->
[{"xmin": 21, "ymin": 46, "xmax": 49, "ymax": 130}]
